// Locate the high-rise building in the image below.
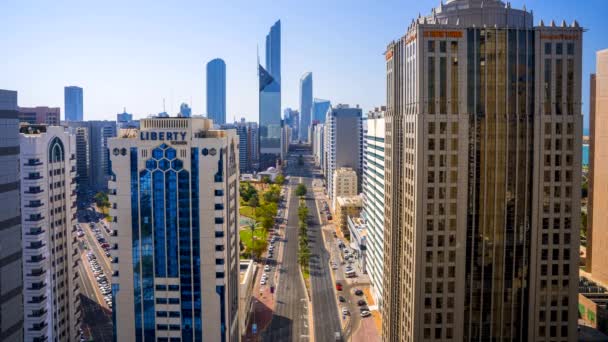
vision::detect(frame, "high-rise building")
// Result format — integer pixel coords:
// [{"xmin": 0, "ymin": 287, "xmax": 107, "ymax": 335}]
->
[
  {"xmin": 284, "ymin": 108, "xmax": 299, "ymax": 142},
  {"xmin": 0, "ymin": 89, "xmax": 23, "ymax": 342},
  {"xmin": 588, "ymin": 49, "xmax": 608, "ymax": 283},
  {"xmin": 117, "ymin": 110, "xmax": 139, "ymax": 129},
  {"xmin": 382, "ymin": 1, "xmax": 583, "ymax": 341},
  {"xmin": 259, "ymin": 20, "xmax": 282, "ymax": 169},
  {"xmin": 19, "ymin": 125, "xmax": 80, "ymax": 341},
  {"xmin": 64, "ymin": 86, "xmax": 83, "ymax": 121},
  {"xmin": 312, "ymin": 122, "xmax": 324, "ymax": 168},
  {"xmin": 18, "ymin": 106, "xmax": 61, "ymax": 125},
  {"xmin": 265, "ymin": 20, "xmax": 281, "ymax": 86},
  {"xmin": 324, "ymin": 104, "xmax": 363, "ymax": 206},
  {"xmin": 66, "ymin": 121, "xmax": 117, "ymax": 202},
  {"xmin": 221, "ymin": 119, "xmax": 259, "ymax": 173},
  {"xmin": 109, "ymin": 116, "xmax": 240, "ymax": 341},
  {"xmin": 312, "ymin": 98, "xmax": 331, "ymax": 124},
  {"xmin": 299, "ymin": 72, "xmax": 313, "ymax": 142},
  {"xmin": 361, "ymin": 107, "xmax": 385, "ymax": 308},
  {"xmin": 206, "ymin": 58, "xmax": 226, "ymax": 125}
]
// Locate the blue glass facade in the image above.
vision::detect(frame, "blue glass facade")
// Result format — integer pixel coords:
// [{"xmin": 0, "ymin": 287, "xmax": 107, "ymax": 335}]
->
[
  {"xmin": 299, "ymin": 72, "xmax": 312, "ymax": 141},
  {"xmin": 312, "ymin": 99, "xmax": 330, "ymax": 124},
  {"xmin": 64, "ymin": 86, "xmax": 83, "ymax": 121},
  {"xmin": 206, "ymin": 59, "xmax": 226, "ymax": 125},
  {"xmin": 259, "ymin": 20, "xmax": 281, "ymax": 169}
]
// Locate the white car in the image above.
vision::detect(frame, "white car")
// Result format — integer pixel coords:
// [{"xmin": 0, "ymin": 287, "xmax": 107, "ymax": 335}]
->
[
  {"xmin": 264, "ymin": 265, "xmax": 270, "ymax": 272},
  {"xmin": 341, "ymin": 307, "xmax": 349, "ymax": 316},
  {"xmin": 360, "ymin": 310, "xmax": 371, "ymax": 317},
  {"xmin": 260, "ymin": 279, "xmax": 267, "ymax": 285},
  {"xmin": 331, "ymin": 263, "xmax": 338, "ymax": 270}
]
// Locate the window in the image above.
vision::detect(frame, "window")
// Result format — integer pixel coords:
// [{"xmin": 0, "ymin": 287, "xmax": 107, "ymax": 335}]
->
[
  {"xmin": 428, "ymin": 40, "xmax": 435, "ymax": 53},
  {"xmin": 556, "ymin": 43, "xmax": 563, "ymax": 55},
  {"xmin": 545, "ymin": 43, "xmax": 552, "ymax": 55},
  {"xmin": 168, "ymin": 285, "xmax": 179, "ymax": 291},
  {"xmin": 215, "ymin": 231, "xmax": 224, "ymax": 238},
  {"xmin": 214, "ymin": 189, "xmax": 224, "ymax": 196},
  {"xmin": 567, "ymin": 43, "xmax": 574, "ymax": 55},
  {"xmin": 168, "ymin": 298, "xmax": 179, "ymax": 304},
  {"xmin": 440, "ymin": 41, "xmax": 447, "ymax": 53}
]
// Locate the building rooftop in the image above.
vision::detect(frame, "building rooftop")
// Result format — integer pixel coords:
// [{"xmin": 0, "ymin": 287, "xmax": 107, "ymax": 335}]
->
[{"xmin": 337, "ymin": 195, "xmax": 363, "ymax": 207}]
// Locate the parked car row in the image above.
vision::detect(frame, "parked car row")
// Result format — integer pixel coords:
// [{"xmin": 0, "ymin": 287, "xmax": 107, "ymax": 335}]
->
[
  {"xmin": 90, "ymin": 223, "xmax": 112, "ymax": 258},
  {"xmin": 87, "ymin": 252, "xmax": 112, "ymax": 308}
]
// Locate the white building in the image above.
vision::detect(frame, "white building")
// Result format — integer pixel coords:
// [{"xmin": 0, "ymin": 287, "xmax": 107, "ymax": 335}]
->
[
  {"xmin": 20, "ymin": 125, "xmax": 81, "ymax": 342},
  {"xmin": 361, "ymin": 109, "xmax": 385, "ymax": 308},
  {"xmin": 238, "ymin": 260, "xmax": 256, "ymax": 336},
  {"xmin": 332, "ymin": 167, "xmax": 358, "ymax": 209},
  {"xmin": 109, "ymin": 117, "xmax": 240, "ymax": 341},
  {"xmin": 312, "ymin": 123, "xmax": 324, "ymax": 168}
]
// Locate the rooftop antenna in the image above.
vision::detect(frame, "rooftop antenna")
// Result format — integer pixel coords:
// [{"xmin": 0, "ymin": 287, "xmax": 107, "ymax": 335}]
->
[{"xmin": 163, "ymin": 98, "xmax": 166, "ymax": 112}]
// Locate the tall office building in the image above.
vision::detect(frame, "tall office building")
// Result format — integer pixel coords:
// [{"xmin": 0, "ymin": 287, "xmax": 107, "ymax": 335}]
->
[
  {"xmin": 361, "ymin": 108, "xmax": 385, "ymax": 308},
  {"xmin": 179, "ymin": 103, "xmax": 192, "ymax": 118},
  {"xmin": 117, "ymin": 110, "xmax": 140, "ymax": 129},
  {"xmin": 382, "ymin": 1, "xmax": 583, "ymax": 341},
  {"xmin": 0, "ymin": 89, "xmax": 23, "ymax": 342},
  {"xmin": 265, "ymin": 20, "xmax": 281, "ymax": 85},
  {"xmin": 221, "ymin": 119, "xmax": 259, "ymax": 173},
  {"xmin": 109, "ymin": 116, "xmax": 240, "ymax": 341},
  {"xmin": 324, "ymin": 104, "xmax": 363, "ymax": 207},
  {"xmin": 66, "ymin": 121, "xmax": 117, "ymax": 202},
  {"xmin": 19, "ymin": 125, "xmax": 81, "ymax": 341},
  {"xmin": 312, "ymin": 122, "xmax": 324, "ymax": 168},
  {"xmin": 64, "ymin": 86, "xmax": 83, "ymax": 121},
  {"xmin": 284, "ymin": 108, "xmax": 299, "ymax": 142},
  {"xmin": 18, "ymin": 106, "xmax": 61, "ymax": 125},
  {"xmin": 299, "ymin": 72, "xmax": 313, "ymax": 142},
  {"xmin": 312, "ymin": 98, "xmax": 331, "ymax": 124},
  {"xmin": 206, "ymin": 58, "xmax": 226, "ymax": 125},
  {"xmin": 588, "ymin": 49, "xmax": 608, "ymax": 283}
]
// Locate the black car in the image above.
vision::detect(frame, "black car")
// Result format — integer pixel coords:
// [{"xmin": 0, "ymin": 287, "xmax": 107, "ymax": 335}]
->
[
  {"xmin": 354, "ymin": 289, "xmax": 363, "ymax": 296},
  {"xmin": 338, "ymin": 296, "xmax": 346, "ymax": 303},
  {"xmin": 357, "ymin": 299, "xmax": 366, "ymax": 306}
]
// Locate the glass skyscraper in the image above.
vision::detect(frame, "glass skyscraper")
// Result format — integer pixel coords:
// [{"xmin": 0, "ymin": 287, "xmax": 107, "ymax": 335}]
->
[
  {"xmin": 259, "ymin": 20, "xmax": 281, "ymax": 169},
  {"xmin": 312, "ymin": 98, "xmax": 330, "ymax": 124},
  {"xmin": 206, "ymin": 58, "xmax": 226, "ymax": 124},
  {"xmin": 64, "ymin": 86, "xmax": 83, "ymax": 121},
  {"xmin": 109, "ymin": 117, "xmax": 240, "ymax": 342},
  {"xmin": 299, "ymin": 72, "xmax": 312, "ymax": 142}
]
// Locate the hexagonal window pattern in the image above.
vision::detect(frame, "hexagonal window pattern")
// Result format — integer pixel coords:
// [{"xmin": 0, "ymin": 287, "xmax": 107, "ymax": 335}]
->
[
  {"xmin": 202, "ymin": 148, "xmax": 209, "ymax": 156},
  {"xmin": 165, "ymin": 148, "xmax": 176, "ymax": 160},
  {"xmin": 171, "ymin": 159, "xmax": 183, "ymax": 171},
  {"xmin": 146, "ymin": 159, "xmax": 157, "ymax": 170},
  {"xmin": 159, "ymin": 143, "xmax": 169, "ymax": 150},
  {"xmin": 152, "ymin": 148, "xmax": 163, "ymax": 160},
  {"xmin": 158, "ymin": 159, "xmax": 170, "ymax": 171}
]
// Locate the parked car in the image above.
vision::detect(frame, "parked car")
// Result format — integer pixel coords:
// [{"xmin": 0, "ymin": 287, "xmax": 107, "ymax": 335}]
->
[
  {"xmin": 335, "ymin": 282, "xmax": 343, "ymax": 291},
  {"xmin": 357, "ymin": 299, "xmax": 367, "ymax": 306},
  {"xmin": 338, "ymin": 296, "xmax": 346, "ymax": 303},
  {"xmin": 354, "ymin": 289, "xmax": 363, "ymax": 296},
  {"xmin": 341, "ymin": 307, "xmax": 349, "ymax": 316},
  {"xmin": 360, "ymin": 310, "xmax": 371, "ymax": 317}
]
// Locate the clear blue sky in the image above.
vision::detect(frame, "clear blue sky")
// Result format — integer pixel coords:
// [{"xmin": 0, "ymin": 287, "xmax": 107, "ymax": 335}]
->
[{"xmin": 1, "ymin": 0, "xmax": 606, "ymax": 128}]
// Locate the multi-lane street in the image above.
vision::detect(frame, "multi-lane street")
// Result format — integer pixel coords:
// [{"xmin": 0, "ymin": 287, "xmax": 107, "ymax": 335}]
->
[{"xmin": 263, "ymin": 173, "xmax": 310, "ymax": 341}]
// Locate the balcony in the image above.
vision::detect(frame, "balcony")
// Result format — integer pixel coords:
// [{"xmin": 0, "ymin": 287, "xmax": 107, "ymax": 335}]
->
[
  {"xmin": 24, "ymin": 160, "xmax": 43, "ymax": 166},
  {"xmin": 24, "ymin": 189, "xmax": 44, "ymax": 195},
  {"xmin": 25, "ymin": 215, "xmax": 45, "ymax": 222},
  {"xmin": 25, "ymin": 175, "xmax": 43, "ymax": 180},
  {"xmin": 27, "ymin": 269, "xmax": 46, "ymax": 277},
  {"xmin": 27, "ymin": 308, "xmax": 47, "ymax": 318},
  {"xmin": 28, "ymin": 322, "xmax": 48, "ymax": 331},
  {"xmin": 27, "ymin": 295, "xmax": 47, "ymax": 304},
  {"xmin": 25, "ymin": 228, "xmax": 45, "ymax": 236},
  {"xmin": 26, "ymin": 242, "xmax": 45, "ymax": 250},
  {"xmin": 25, "ymin": 202, "xmax": 44, "ymax": 208}
]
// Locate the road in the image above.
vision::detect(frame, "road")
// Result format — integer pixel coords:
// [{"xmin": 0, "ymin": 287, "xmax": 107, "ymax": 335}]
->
[
  {"xmin": 263, "ymin": 174, "xmax": 309, "ymax": 341},
  {"xmin": 276, "ymin": 149, "xmax": 341, "ymax": 342}
]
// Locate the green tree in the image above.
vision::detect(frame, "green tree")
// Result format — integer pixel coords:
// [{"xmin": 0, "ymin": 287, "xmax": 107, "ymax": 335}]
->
[
  {"xmin": 247, "ymin": 194, "xmax": 260, "ymax": 215},
  {"xmin": 239, "ymin": 182, "xmax": 258, "ymax": 202},
  {"xmin": 275, "ymin": 174, "xmax": 285, "ymax": 185},
  {"xmin": 261, "ymin": 176, "xmax": 272, "ymax": 184},
  {"xmin": 295, "ymin": 184, "xmax": 307, "ymax": 197},
  {"xmin": 95, "ymin": 192, "xmax": 109, "ymax": 208}
]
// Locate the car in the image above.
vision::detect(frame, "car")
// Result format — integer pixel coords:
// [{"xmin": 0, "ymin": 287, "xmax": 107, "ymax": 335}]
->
[
  {"xmin": 106, "ymin": 252, "xmax": 111, "ymax": 257},
  {"xmin": 335, "ymin": 282, "xmax": 343, "ymax": 291},
  {"xmin": 354, "ymin": 289, "xmax": 363, "ymax": 296},
  {"xmin": 262, "ymin": 273, "xmax": 268, "ymax": 279},
  {"xmin": 332, "ymin": 232, "xmax": 337, "ymax": 238},
  {"xmin": 360, "ymin": 310, "xmax": 371, "ymax": 317},
  {"xmin": 341, "ymin": 307, "xmax": 349, "ymax": 316},
  {"xmin": 264, "ymin": 265, "xmax": 270, "ymax": 272},
  {"xmin": 338, "ymin": 296, "xmax": 346, "ymax": 303},
  {"xmin": 331, "ymin": 263, "xmax": 338, "ymax": 270},
  {"xmin": 260, "ymin": 279, "xmax": 267, "ymax": 285},
  {"xmin": 357, "ymin": 299, "xmax": 367, "ymax": 306}
]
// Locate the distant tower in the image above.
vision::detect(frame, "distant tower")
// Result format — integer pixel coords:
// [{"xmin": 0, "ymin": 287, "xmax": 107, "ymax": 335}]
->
[
  {"xmin": 299, "ymin": 72, "xmax": 313, "ymax": 142},
  {"xmin": 206, "ymin": 58, "xmax": 226, "ymax": 124},
  {"xmin": 64, "ymin": 86, "xmax": 83, "ymax": 121}
]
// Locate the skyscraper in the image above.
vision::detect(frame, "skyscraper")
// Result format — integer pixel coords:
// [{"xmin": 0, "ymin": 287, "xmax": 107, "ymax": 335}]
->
[
  {"xmin": 179, "ymin": 103, "xmax": 192, "ymax": 118},
  {"xmin": 109, "ymin": 117, "xmax": 240, "ymax": 341},
  {"xmin": 299, "ymin": 72, "xmax": 313, "ymax": 142},
  {"xmin": 20, "ymin": 125, "xmax": 81, "ymax": 342},
  {"xmin": 18, "ymin": 106, "xmax": 61, "ymax": 125},
  {"xmin": 362, "ymin": 107, "xmax": 385, "ymax": 308},
  {"xmin": 284, "ymin": 108, "xmax": 299, "ymax": 142},
  {"xmin": 588, "ymin": 49, "xmax": 608, "ymax": 283},
  {"xmin": 64, "ymin": 86, "xmax": 83, "ymax": 121},
  {"xmin": 382, "ymin": 1, "xmax": 582, "ymax": 341},
  {"xmin": 312, "ymin": 98, "xmax": 331, "ymax": 124},
  {"xmin": 206, "ymin": 58, "xmax": 226, "ymax": 124},
  {"xmin": 324, "ymin": 104, "xmax": 363, "ymax": 207},
  {"xmin": 259, "ymin": 21, "xmax": 282, "ymax": 169},
  {"xmin": 0, "ymin": 89, "xmax": 23, "ymax": 342}
]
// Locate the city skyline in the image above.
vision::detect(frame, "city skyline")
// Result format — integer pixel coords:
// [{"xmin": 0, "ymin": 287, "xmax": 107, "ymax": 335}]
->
[{"xmin": 2, "ymin": 0, "xmax": 605, "ymax": 128}]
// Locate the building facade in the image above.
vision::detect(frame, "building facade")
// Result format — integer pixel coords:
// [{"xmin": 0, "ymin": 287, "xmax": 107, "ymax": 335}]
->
[
  {"xmin": 324, "ymin": 104, "xmax": 363, "ymax": 207},
  {"xmin": 109, "ymin": 117, "xmax": 240, "ymax": 341},
  {"xmin": 312, "ymin": 98, "xmax": 330, "ymax": 124},
  {"xmin": 283, "ymin": 108, "xmax": 299, "ymax": 142},
  {"xmin": 66, "ymin": 121, "xmax": 117, "ymax": 203},
  {"xmin": 18, "ymin": 106, "xmax": 60, "ymax": 125},
  {"xmin": 259, "ymin": 20, "xmax": 282, "ymax": 170},
  {"xmin": 221, "ymin": 119, "xmax": 259, "ymax": 173},
  {"xmin": 335, "ymin": 195, "xmax": 362, "ymax": 238},
  {"xmin": 0, "ymin": 89, "xmax": 23, "ymax": 342},
  {"xmin": 362, "ymin": 109, "xmax": 385, "ymax": 307},
  {"xmin": 19, "ymin": 125, "xmax": 81, "ymax": 341},
  {"xmin": 312, "ymin": 123, "xmax": 324, "ymax": 168},
  {"xmin": 64, "ymin": 86, "xmax": 83, "ymax": 121},
  {"xmin": 332, "ymin": 167, "xmax": 358, "ymax": 209},
  {"xmin": 207, "ymin": 58, "xmax": 227, "ymax": 125},
  {"xmin": 588, "ymin": 49, "xmax": 608, "ymax": 284},
  {"xmin": 299, "ymin": 72, "xmax": 313, "ymax": 142},
  {"xmin": 382, "ymin": 1, "xmax": 583, "ymax": 341}
]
